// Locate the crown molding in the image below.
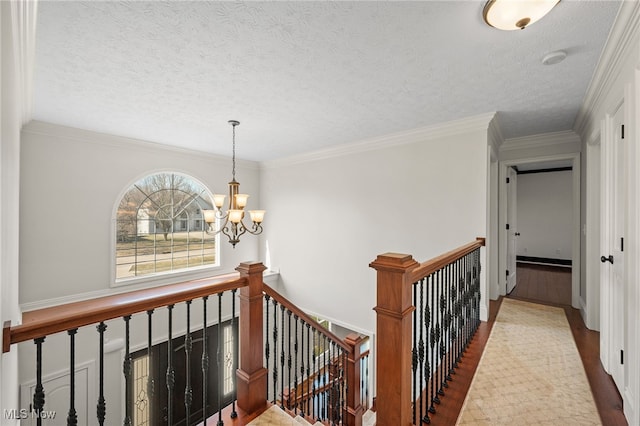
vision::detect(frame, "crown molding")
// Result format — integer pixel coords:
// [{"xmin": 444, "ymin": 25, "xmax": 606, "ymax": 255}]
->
[
  {"xmin": 260, "ymin": 112, "xmax": 497, "ymax": 169},
  {"xmin": 500, "ymin": 130, "xmax": 581, "ymax": 152},
  {"xmin": 22, "ymin": 120, "xmax": 260, "ymax": 170},
  {"xmin": 487, "ymin": 113, "xmax": 505, "ymax": 152},
  {"xmin": 574, "ymin": 1, "xmax": 640, "ymax": 137}
]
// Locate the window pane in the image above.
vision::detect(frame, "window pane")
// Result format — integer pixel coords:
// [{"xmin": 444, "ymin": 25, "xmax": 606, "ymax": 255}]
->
[
  {"xmin": 133, "ymin": 355, "xmax": 149, "ymax": 426},
  {"xmin": 223, "ymin": 325, "xmax": 234, "ymax": 395},
  {"xmin": 116, "ymin": 172, "xmax": 218, "ymax": 280}
]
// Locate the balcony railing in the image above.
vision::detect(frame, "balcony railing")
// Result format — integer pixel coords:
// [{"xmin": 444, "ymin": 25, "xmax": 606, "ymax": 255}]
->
[
  {"xmin": 370, "ymin": 237, "xmax": 485, "ymax": 426},
  {"xmin": 2, "ymin": 261, "xmax": 367, "ymax": 425}
]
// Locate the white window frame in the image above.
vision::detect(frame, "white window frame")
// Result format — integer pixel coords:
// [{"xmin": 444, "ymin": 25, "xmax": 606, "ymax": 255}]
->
[{"xmin": 112, "ymin": 172, "xmax": 220, "ymax": 288}]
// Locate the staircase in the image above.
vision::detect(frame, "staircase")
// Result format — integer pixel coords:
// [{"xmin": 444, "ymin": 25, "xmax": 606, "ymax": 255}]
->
[{"xmin": 247, "ymin": 405, "xmax": 376, "ymax": 426}]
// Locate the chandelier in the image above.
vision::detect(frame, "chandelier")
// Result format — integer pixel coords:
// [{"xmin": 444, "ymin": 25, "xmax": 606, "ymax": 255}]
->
[{"xmin": 203, "ymin": 120, "xmax": 265, "ymax": 248}]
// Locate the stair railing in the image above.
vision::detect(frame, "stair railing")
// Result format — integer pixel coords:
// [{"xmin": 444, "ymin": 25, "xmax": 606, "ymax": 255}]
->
[
  {"xmin": 263, "ymin": 284, "xmax": 367, "ymax": 425},
  {"xmin": 3, "ymin": 260, "xmax": 366, "ymax": 426},
  {"xmin": 2, "ymin": 261, "xmax": 266, "ymax": 426},
  {"xmin": 370, "ymin": 237, "xmax": 485, "ymax": 426}
]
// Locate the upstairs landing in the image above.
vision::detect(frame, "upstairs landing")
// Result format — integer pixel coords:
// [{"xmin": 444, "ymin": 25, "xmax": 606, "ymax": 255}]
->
[{"xmin": 247, "ymin": 405, "xmax": 376, "ymax": 426}]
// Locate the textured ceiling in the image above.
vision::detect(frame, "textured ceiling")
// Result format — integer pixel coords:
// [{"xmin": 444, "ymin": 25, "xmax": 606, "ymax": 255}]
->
[{"xmin": 33, "ymin": 1, "xmax": 621, "ymax": 161}]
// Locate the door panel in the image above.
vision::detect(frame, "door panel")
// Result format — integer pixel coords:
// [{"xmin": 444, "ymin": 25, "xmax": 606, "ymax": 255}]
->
[
  {"xmin": 506, "ymin": 168, "xmax": 518, "ymax": 293},
  {"xmin": 20, "ymin": 363, "xmax": 92, "ymax": 426},
  {"xmin": 609, "ymin": 105, "xmax": 626, "ymax": 391}
]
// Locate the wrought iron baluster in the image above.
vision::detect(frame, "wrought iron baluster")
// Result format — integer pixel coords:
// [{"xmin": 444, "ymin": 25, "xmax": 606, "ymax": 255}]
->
[
  {"xmin": 452, "ymin": 259, "xmax": 459, "ymax": 369},
  {"xmin": 444, "ymin": 264, "xmax": 451, "ymax": 388},
  {"xmin": 287, "ymin": 310, "xmax": 293, "ymax": 410},
  {"xmin": 300, "ymin": 319, "xmax": 306, "ymax": 418},
  {"xmin": 465, "ymin": 254, "xmax": 473, "ymax": 348},
  {"xmin": 265, "ymin": 294, "xmax": 271, "ymax": 399},
  {"xmin": 312, "ymin": 328, "xmax": 318, "ymax": 421},
  {"xmin": 185, "ymin": 300, "xmax": 193, "ymax": 424},
  {"xmin": 272, "ymin": 298, "xmax": 278, "ymax": 406},
  {"xmin": 306, "ymin": 322, "xmax": 311, "ymax": 419},
  {"xmin": 67, "ymin": 328, "xmax": 78, "ymax": 426},
  {"xmin": 294, "ymin": 314, "xmax": 299, "ymax": 415},
  {"xmin": 475, "ymin": 248, "xmax": 481, "ymax": 329},
  {"xmin": 167, "ymin": 305, "xmax": 175, "ymax": 426},
  {"xmin": 97, "ymin": 322, "xmax": 107, "ymax": 426},
  {"xmin": 412, "ymin": 281, "xmax": 418, "ymax": 425},
  {"xmin": 217, "ymin": 292, "xmax": 223, "ymax": 426},
  {"xmin": 124, "ymin": 315, "xmax": 133, "ymax": 426},
  {"xmin": 280, "ymin": 304, "xmax": 286, "ymax": 409},
  {"xmin": 146, "ymin": 310, "xmax": 154, "ymax": 423},
  {"xmin": 329, "ymin": 340, "xmax": 334, "ymax": 423},
  {"xmin": 428, "ymin": 272, "xmax": 436, "ymax": 414},
  {"xmin": 418, "ymin": 278, "xmax": 426, "ymax": 424},
  {"xmin": 365, "ymin": 353, "xmax": 369, "ymax": 411},
  {"xmin": 460, "ymin": 254, "xmax": 465, "ymax": 352},
  {"xmin": 437, "ymin": 269, "xmax": 445, "ymax": 396},
  {"xmin": 202, "ymin": 296, "xmax": 209, "ymax": 426},
  {"xmin": 231, "ymin": 289, "xmax": 238, "ymax": 419},
  {"xmin": 341, "ymin": 347, "xmax": 344, "ymax": 425},
  {"xmin": 322, "ymin": 334, "xmax": 327, "ymax": 421},
  {"xmin": 33, "ymin": 337, "xmax": 46, "ymax": 426}
]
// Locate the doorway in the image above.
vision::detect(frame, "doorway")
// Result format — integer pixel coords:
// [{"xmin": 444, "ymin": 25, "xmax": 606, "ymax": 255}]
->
[
  {"xmin": 498, "ymin": 154, "xmax": 581, "ymax": 310},
  {"xmin": 129, "ymin": 319, "xmax": 238, "ymax": 426}
]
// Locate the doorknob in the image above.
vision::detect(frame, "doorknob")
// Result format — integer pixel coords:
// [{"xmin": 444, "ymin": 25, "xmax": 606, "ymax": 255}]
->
[
  {"xmin": 600, "ymin": 255, "xmax": 614, "ymax": 264},
  {"xmin": 515, "ymin": 232, "xmax": 520, "ymax": 236}
]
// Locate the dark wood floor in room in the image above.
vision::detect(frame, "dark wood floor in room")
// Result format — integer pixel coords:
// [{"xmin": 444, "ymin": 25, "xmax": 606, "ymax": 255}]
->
[
  {"xmin": 509, "ymin": 262, "xmax": 572, "ymax": 305},
  {"xmin": 428, "ymin": 263, "xmax": 627, "ymax": 425}
]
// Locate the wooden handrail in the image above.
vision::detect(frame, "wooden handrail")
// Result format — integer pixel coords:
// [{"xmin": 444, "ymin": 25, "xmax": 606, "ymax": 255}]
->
[
  {"xmin": 409, "ymin": 237, "xmax": 485, "ymax": 283},
  {"xmin": 3, "ymin": 272, "xmax": 247, "ymax": 352},
  {"xmin": 262, "ymin": 283, "xmax": 351, "ymax": 353}
]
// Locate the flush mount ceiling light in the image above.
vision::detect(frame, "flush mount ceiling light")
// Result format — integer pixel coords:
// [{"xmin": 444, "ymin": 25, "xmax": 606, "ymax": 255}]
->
[{"xmin": 483, "ymin": 0, "xmax": 561, "ymax": 30}]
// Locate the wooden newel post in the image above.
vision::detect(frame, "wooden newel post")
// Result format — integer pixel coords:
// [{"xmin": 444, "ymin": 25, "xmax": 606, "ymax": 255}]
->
[
  {"xmin": 344, "ymin": 333, "xmax": 365, "ymax": 426},
  {"xmin": 236, "ymin": 261, "xmax": 268, "ymax": 414},
  {"xmin": 369, "ymin": 253, "xmax": 418, "ymax": 426}
]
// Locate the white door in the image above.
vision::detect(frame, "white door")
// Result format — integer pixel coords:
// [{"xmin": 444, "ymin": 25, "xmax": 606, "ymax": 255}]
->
[
  {"xmin": 610, "ymin": 105, "xmax": 626, "ymax": 391},
  {"xmin": 601, "ymin": 104, "xmax": 626, "ymax": 392},
  {"xmin": 506, "ymin": 167, "xmax": 518, "ymax": 293},
  {"xmin": 20, "ymin": 362, "xmax": 93, "ymax": 426}
]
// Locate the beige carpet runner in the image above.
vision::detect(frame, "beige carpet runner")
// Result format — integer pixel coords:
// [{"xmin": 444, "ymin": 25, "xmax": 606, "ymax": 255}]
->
[{"xmin": 456, "ymin": 298, "xmax": 601, "ymax": 425}]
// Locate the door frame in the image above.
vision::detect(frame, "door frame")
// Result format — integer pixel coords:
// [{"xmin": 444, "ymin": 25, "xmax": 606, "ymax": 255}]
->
[{"xmin": 497, "ymin": 153, "xmax": 581, "ymax": 309}]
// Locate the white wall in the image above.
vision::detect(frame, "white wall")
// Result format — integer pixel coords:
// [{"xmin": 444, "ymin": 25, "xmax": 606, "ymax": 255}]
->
[
  {"xmin": 516, "ymin": 170, "xmax": 573, "ymax": 260},
  {"xmin": 1, "ymin": 1, "xmax": 35, "ymax": 419},
  {"xmin": 260, "ymin": 116, "xmax": 491, "ymax": 335},
  {"xmin": 574, "ymin": 2, "xmax": 640, "ymax": 424},
  {"xmin": 19, "ymin": 121, "xmax": 262, "ymax": 305},
  {"xmin": 17, "ymin": 121, "xmax": 263, "ymax": 420}
]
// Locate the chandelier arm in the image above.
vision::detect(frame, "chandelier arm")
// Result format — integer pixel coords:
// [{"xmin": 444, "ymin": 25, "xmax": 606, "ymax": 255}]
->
[
  {"xmin": 205, "ymin": 215, "xmax": 229, "ymax": 236},
  {"xmin": 238, "ymin": 219, "xmax": 264, "ymax": 236}
]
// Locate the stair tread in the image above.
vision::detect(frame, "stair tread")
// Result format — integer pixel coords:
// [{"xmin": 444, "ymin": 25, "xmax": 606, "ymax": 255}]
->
[{"xmin": 248, "ymin": 404, "xmax": 375, "ymax": 426}]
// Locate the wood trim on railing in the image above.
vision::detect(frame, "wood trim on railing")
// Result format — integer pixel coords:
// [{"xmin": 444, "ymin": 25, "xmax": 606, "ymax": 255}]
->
[
  {"xmin": 3, "ymin": 272, "xmax": 247, "ymax": 352},
  {"xmin": 262, "ymin": 283, "xmax": 352, "ymax": 353},
  {"xmin": 409, "ymin": 237, "xmax": 485, "ymax": 283}
]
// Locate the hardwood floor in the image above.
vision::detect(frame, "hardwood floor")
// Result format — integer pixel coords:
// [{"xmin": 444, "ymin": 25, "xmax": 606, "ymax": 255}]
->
[
  {"xmin": 216, "ymin": 264, "xmax": 627, "ymax": 425},
  {"xmin": 426, "ymin": 273, "xmax": 628, "ymax": 425},
  {"xmin": 509, "ymin": 262, "xmax": 572, "ymax": 306}
]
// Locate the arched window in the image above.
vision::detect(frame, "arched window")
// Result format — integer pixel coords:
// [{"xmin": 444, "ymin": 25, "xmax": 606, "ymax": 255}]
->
[{"xmin": 115, "ymin": 172, "xmax": 218, "ymax": 281}]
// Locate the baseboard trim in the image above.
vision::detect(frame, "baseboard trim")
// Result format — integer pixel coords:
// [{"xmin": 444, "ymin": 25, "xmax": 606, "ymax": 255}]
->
[{"xmin": 516, "ymin": 256, "xmax": 572, "ymax": 267}]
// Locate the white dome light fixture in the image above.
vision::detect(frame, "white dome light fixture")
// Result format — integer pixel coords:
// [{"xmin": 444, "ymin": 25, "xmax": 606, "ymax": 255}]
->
[{"xmin": 483, "ymin": 0, "xmax": 561, "ymax": 31}]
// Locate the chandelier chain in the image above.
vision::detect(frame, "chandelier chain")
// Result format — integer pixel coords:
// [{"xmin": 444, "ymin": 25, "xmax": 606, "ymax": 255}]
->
[{"xmin": 232, "ymin": 122, "xmax": 237, "ymax": 181}]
